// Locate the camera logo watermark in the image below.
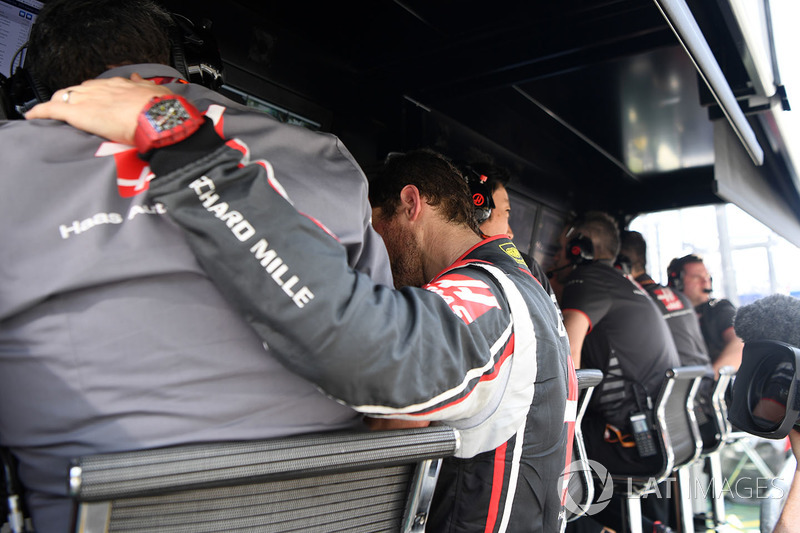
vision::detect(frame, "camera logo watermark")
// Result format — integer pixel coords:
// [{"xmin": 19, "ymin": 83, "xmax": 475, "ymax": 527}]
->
[
  {"xmin": 561, "ymin": 459, "xmax": 614, "ymax": 516},
  {"xmin": 561, "ymin": 459, "xmax": 789, "ymax": 518}
]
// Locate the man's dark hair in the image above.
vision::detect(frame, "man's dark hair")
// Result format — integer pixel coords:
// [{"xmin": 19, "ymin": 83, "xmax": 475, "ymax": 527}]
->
[
  {"xmin": 571, "ymin": 211, "xmax": 620, "ymax": 259},
  {"xmin": 370, "ymin": 149, "xmax": 481, "ymax": 234},
  {"xmin": 27, "ymin": 0, "xmax": 173, "ymax": 93},
  {"xmin": 667, "ymin": 253, "xmax": 704, "ymax": 277},
  {"xmin": 619, "ymin": 230, "xmax": 647, "ymax": 271}
]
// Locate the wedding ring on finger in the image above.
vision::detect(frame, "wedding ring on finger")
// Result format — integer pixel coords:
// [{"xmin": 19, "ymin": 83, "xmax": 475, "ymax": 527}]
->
[{"xmin": 62, "ymin": 90, "xmax": 73, "ymax": 103}]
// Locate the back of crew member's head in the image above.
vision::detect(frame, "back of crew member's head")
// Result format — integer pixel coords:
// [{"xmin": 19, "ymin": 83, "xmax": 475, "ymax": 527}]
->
[
  {"xmin": 571, "ymin": 211, "xmax": 620, "ymax": 260},
  {"xmin": 369, "ymin": 149, "xmax": 481, "ymax": 234},
  {"xmin": 468, "ymin": 161, "xmax": 510, "ymax": 194},
  {"xmin": 619, "ymin": 230, "xmax": 647, "ymax": 272},
  {"xmin": 27, "ymin": 0, "xmax": 172, "ymax": 93}
]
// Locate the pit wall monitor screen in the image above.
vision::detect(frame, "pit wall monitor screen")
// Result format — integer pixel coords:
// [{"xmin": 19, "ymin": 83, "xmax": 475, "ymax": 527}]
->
[{"xmin": 0, "ymin": 0, "xmax": 43, "ymax": 78}]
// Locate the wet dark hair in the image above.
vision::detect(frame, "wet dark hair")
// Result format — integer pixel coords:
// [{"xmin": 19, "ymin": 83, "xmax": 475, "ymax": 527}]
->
[
  {"xmin": 27, "ymin": 0, "xmax": 173, "ymax": 92},
  {"xmin": 369, "ymin": 149, "xmax": 481, "ymax": 234}
]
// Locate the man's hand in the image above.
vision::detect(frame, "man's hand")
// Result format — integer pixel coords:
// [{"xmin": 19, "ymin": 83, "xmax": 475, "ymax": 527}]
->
[
  {"xmin": 364, "ymin": 417, "xmax": 431, "ymax": 431},
  {"xmin": 25, "ymin": 73, "xmax": 172, "ymax": 145},
  {"xmin": 790, "ymin": 429, "xmax": 800, "ymax": 470}
]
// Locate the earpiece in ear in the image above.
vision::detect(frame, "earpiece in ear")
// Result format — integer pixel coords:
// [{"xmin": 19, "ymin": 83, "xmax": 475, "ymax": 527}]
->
[
  {"xmin": 566, "ymin": 234, "xmax": 594, "ymax": 265},
  {"xmin": 463, "ymin": 167, "xmax": 495, "ymax": 225}
]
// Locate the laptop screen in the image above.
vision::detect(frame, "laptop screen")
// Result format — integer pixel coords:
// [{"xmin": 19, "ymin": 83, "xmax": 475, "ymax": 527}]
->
[{"xmin": 0, "ymin": 0, "xmax": 43, "ymax": 77}]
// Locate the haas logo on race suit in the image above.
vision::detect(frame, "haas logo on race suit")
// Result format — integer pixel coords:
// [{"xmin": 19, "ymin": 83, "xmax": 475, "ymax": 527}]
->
[
  {"xmin": 425, "ymin": 273, "xmax": 501, "ymax": 324},
  {"xmin": 95, "ymin": 105, "xmax": 227, "ymax": 198},
  {"xmin": 652, "ymin": 286, "xmax": 685, "ymax": 312}
]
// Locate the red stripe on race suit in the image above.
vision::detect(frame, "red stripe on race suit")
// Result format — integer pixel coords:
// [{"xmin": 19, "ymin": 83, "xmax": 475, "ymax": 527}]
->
[
  {"xmin": 485, "ymin": 441, "xmax": 509, "ymax": 533},
  {"xmin": 561, "ymin": 356, "xmax": 579, "ymax": 506},
  {"xmin": 405, "ymin": 333, "xmax": 515, "ymax": 417}
]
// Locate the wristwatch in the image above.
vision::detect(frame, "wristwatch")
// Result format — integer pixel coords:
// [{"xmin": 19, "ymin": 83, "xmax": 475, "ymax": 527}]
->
[{"xmin": 134, "ymin": 95, "xmax": 205, "ymax": 154}]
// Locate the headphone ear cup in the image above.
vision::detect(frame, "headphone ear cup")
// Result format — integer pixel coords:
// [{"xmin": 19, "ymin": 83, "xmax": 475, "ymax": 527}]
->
[
  {"xmin": 667, "ymin": 266, "xmax": 683, "ymax": 291},
  {"xmin": 463, "ymin": 167, "xmax": 495, "ymax": 226},
  {"xmin": 169, "ymin": 16, "xmax": 190, "ymax": 80},
  {"xmin": 567, "ymin": 235, "xmax": 594, "ymax": 265},
  {"xmin": 4, "ymin": 66, "xmax": 49, "ymax": 118},
  {"xmin": 24, "ymin": 66, "xmax": 50, "ymax": 104}
]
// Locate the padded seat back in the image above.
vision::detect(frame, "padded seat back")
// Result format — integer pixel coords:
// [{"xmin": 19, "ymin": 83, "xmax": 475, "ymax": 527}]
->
[
  {"xmin": 70, "ymin": 426, "xmax": 460, "ymax": 533},
  {"xmin": 658, "ymin": 365, "xmax": 706, "ymax": 472}
]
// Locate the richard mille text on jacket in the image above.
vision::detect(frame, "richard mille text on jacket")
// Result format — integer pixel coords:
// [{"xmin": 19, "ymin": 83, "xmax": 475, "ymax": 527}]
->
[{"xmin": 188, "ymin": 175, "xmax": 314, "ymax": 309}]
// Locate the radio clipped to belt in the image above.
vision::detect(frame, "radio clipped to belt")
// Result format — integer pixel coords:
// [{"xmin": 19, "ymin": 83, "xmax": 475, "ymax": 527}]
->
[
  {"xmin": 603, "ymin": 381, "xmax": 658, "ymax": 458},
  {"xmin": 628, "ymin": 382, "xmax": 658, "ymax": 458}
]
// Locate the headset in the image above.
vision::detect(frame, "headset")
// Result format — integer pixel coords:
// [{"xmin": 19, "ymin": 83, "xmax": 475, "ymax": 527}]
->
[
  {"xmin": 614, "ymin": 253, "xmax": 632, "ymax": 275},
  {"xmin": 666, "ymin": 253, "xmax": 703, "ymax": 292},
  {"xmin": 545, "ymin": 225, "xmax": 594, "ymax": 279},
  {"xmin": 1, "ymin": 13, "xmax": 223, "ymax": 120},
  {"xmin": 564, "ymin": 226, "xmax": 595, "ymax": 266},
  {"xmin": 168, "ymin": 14, "xmax": 224, "ymax": 90},
  {"xmin": 462, "ymin": 165, "xmax": 495, "ymax": 224}
]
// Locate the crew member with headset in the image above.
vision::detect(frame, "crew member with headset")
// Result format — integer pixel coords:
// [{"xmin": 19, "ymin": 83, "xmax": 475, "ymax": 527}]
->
[
  {"xmin": 667, "ymin": 254, "xmax": 744, "ymax": 372},
  {"xmin": 620, "ymin": 233, "xmax": 719, "ymax": 449},
  {"xmin": 463, "ymin": 161, "xmax": 556, "ymax": 300},
  {"xmin": 551, "ymin": 212, "xmax": 679, "ymax": 533}
]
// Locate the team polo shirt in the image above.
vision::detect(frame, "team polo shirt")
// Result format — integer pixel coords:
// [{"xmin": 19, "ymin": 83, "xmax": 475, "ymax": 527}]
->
[{"xmin": 561, "ymin": 262, "xmax": 680, "ymax": 426}]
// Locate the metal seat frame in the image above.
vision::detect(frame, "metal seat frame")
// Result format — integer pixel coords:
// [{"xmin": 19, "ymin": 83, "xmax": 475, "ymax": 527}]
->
[
  {"xmin": 565, "ymin": 368, "xmax": 604, "ymax": 522},
  {"xmin": 609, "ymin": 365, "xmax": 708, "ymax": 533}
]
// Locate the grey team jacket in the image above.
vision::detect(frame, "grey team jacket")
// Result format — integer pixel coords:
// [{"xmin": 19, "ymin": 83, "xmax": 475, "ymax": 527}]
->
[
  {"xmin": 0, "ymin": 64, "xmax": 393, "ymax": 533},
  {"xmin": 143, "ymin": 118, "xmax": 576, "ymax": 532}
]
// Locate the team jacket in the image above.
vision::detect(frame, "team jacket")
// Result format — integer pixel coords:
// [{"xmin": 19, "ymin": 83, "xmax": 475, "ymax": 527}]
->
[
  {"xmin": 634, "ymin": 273, "xmax": 711, "ymax": 369},
  {"xmin": 0, "ymin": 64, "xmax": 393, "ymax": 533},
  {"xmin": 144, "ymin": 121, "xmax": 576, "ymax": 532}
]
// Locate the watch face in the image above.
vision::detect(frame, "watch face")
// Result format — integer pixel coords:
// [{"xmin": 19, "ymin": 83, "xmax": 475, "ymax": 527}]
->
[{"xmin": 145, "ymin": 99, "xmax": 191, "ymax": 133}]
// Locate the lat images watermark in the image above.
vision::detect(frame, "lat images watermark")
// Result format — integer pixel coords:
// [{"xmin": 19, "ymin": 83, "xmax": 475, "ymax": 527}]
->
[
  {"xmin": 561, "ymin": 459, "xmax": 789, "ymax": 518},
  {"xmin": 561, "ymin": 459, "xmax": 614, "ymax": 517}
]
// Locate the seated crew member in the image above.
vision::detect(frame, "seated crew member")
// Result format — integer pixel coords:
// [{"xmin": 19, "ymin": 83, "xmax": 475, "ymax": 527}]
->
[
  {"xmin": 620, "ymin": 231, "xmax": 718, "ymax": 447},
  {"xmin": 29, "ymin": 83, "xmax": 576, "ymax": 532},
  {"xmin": 667, "ymin": 254, "xmax": 744, "ymax": 372},
  {"xmin": 549, "ymin": 213, "xmax": 680, "ymax": 533},
  {"xmin": 0, "ymin": 1, "xmax": 397, "ymax": 531},
  {"xmin": 620, "ymin": 232, "xmax": 711, "ymax": 369}
]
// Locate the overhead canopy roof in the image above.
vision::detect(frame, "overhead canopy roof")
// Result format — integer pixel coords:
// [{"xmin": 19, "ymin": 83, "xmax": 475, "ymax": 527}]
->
[{"xmin": 169, "ymin": 0, "xmax": 800, "ymax": 245}]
